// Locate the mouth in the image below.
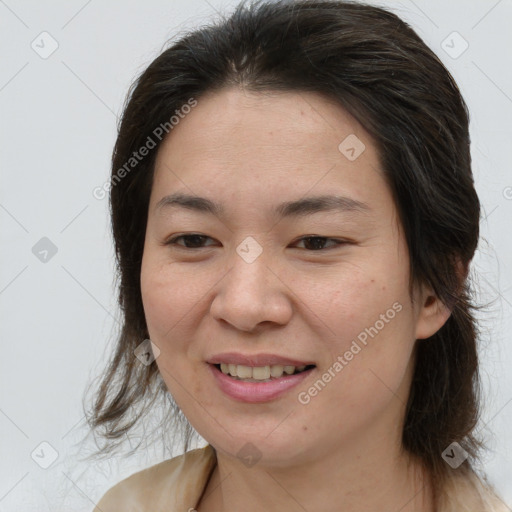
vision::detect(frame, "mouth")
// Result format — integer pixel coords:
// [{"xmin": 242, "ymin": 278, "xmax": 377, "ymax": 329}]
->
[
  {"xmin": 207, "ymin": 359, "xmax": 317, "ymax": 403},
  {"xmin": 212, "ymin": 363, "xmax": 316, "ymax": 382}
]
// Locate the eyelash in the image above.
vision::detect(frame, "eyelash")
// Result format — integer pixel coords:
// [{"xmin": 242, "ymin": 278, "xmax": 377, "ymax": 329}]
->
[{"xmin": 163, "ymin": 233, "xmax": 349, "ymax": 251}]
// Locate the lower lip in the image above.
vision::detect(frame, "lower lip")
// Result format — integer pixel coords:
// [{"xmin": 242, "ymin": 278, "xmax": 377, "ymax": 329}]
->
[{"xmin": 208, "ymin": 364, "xmax": 314, "ymax": 403}]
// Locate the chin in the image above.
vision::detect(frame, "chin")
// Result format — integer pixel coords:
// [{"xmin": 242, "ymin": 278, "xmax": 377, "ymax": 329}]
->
[{"xmin": 202, "ymin": 426, "xmax": 319, "ymax": 468}]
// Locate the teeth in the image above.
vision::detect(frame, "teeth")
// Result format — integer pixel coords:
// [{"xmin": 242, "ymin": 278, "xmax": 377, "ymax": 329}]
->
[
  {"xmin": 237, "ymin": 365, "xmax": 252, "ymax": 379},
  {"xmin": 270, "ymin": 365, "xmax": 284, "ymax": 377},
  {"xmin": 218, "ymin": 363, "xmax": 309, "ymax": 380},
  {"xmin": 252, "ymin": 366, "xmax": 270, "ymax": 380}
]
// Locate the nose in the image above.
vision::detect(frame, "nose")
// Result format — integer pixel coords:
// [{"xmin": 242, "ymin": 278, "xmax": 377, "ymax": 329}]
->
[{"xmin": 209, "ymin": 248, "xmax": 293, "ymax": 333}]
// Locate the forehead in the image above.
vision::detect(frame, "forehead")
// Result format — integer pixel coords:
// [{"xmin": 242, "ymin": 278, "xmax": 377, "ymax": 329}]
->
[{"xmin": 151, "ymin": 87, "xmax": 389, "ymax": 215}]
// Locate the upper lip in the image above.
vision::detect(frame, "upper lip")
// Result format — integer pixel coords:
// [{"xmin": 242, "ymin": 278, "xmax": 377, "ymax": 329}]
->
[{"xmin": 207, "ymin": 352, "xmax": 315, "ymax": 367}]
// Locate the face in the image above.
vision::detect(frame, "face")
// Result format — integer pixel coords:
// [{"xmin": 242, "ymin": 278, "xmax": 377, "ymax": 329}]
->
[{"xmin": 140, "ymin": 87, "xmax": 447, "ymax": 466}]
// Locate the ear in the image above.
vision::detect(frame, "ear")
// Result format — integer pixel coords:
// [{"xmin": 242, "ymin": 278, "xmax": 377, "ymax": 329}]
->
[
  {"xmin": 414, "ymin": 258, "xmax": 467, "ymax": 340},
  {"xmin": 414, "ymin": 289, "xmax": 452, "ymax": 340}
]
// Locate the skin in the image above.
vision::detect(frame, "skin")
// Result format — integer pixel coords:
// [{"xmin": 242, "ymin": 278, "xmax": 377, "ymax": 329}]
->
[{"xmin": 140, "ymin": 86, "xmax": 451, "ymax": 512}]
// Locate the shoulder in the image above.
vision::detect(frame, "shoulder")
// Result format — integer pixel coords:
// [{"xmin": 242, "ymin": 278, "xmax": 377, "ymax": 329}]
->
[
  {"xmin": 92, "ymin": 444, "xmax": 216, "ymax": 512},
  {"xmin": 439, "ymin": 468, "xmax": 509, "ymax": 512}
]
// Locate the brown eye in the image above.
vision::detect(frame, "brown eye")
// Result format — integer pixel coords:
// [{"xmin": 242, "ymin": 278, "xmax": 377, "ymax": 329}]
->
[
  {"xmin": 293, "ymin": 236, "xmax": 345, "ymax": 251},
  {"xmin": 165, "ymin": 234, "xmax": 217, "ymax": 248}
]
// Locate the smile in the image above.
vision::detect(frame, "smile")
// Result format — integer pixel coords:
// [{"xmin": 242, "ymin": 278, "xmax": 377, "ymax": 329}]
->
[
  {"xmin": 208, "ymin": 362, "xmax": 316, "ymax": 403},
  {"xmin": 216, "ymin": 363, "xmax": 313, "ymax": 381}
]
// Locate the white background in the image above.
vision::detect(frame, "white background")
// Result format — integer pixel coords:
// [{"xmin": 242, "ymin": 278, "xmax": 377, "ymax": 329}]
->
[{"xmin": 0, "ymin": 0, "xmax": 511, "ymax": 510}]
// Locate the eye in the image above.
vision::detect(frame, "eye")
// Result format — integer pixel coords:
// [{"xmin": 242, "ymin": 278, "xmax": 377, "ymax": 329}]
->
[
  {"xmin": 164, "ymin": 233, "xmax": 218, "ymax": 249},
  {"xmin": 292, "ymin": 236, "xmax": 347, "ymax": 251},
  {"xmin": 163, "ymin": 234, "xmax": 349, "ymax": 251}
]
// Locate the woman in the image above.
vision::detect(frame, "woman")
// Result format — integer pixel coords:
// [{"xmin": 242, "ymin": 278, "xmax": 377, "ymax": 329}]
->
[{"xmin": 87, "ymin": 0, "xmax": 507, "ymax": 510}]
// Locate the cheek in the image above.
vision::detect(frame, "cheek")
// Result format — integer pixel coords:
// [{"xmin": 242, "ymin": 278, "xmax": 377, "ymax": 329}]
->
[
  {"xmin": 140, "ymin": 256, "xmax": 214, "ymax": 400},
  {"xmin": 312, "ymin": 271, "xmax": 416, "ymax": 392},
  {"xmin": 316, "ymin": 270, "xmax": 407, "ymax": 337},
  {"xmin": 299, "ymin": 293, "xmax": 415, "ymax": 441},
  {"xmin": 141, "ymin": 260, "xmax": 210, "ymax": 405},
  {"xmin": 140, "ymin": 265, "xmax": 174, "ymax": 340},
  {"xmin": 140, "ymin": 256, "xmax": 202, "ymax": 343}
]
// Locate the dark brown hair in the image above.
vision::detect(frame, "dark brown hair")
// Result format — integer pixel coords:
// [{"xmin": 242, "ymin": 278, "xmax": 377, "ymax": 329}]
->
[{"xmin": 83, "ymin": 0, "xmax": 482, "ymax": 496}]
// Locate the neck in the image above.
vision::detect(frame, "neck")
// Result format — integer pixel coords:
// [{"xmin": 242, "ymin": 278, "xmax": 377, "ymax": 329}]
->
[{"xmin": 197, "ymin": 434, "xmax": 433, "ymax": 512}]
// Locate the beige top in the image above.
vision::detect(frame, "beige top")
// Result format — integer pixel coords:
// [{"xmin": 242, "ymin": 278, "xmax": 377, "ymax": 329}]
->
[{"xmin": 93, "ymin": 444, "xmax": 509, "ymax": 512}]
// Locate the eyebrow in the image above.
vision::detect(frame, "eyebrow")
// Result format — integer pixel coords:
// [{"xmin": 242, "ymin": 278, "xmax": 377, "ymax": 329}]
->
[{"xmin": 155, "ymin": 192, "xmax": 371, "ymax": 218}]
